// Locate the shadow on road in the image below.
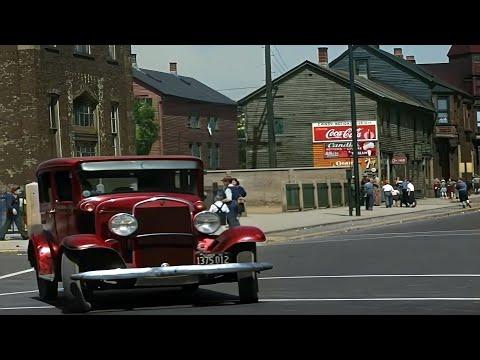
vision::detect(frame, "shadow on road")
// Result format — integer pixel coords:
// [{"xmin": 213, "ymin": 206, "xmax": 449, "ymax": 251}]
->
[{"xmin": 31, "ymin": 287, "xmax": 241, "ymax": 314}]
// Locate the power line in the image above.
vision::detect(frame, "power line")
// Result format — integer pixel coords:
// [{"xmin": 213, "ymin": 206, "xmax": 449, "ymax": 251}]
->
[
  {"xmin": 216, "ymin": 86, "xmax": 263, "ymax": 91},
  {"xmin": 271, "ymin": 55, "xmax": 286, "ymax": 75},
  {"xmin": 273, "ymin": 45, "xmax": 289, "ymax": 71}
]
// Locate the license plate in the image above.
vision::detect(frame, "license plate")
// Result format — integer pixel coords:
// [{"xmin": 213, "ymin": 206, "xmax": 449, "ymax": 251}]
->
[{"xmin": 196, "ymin": 253, "xmax": 230, "ymax": 265}]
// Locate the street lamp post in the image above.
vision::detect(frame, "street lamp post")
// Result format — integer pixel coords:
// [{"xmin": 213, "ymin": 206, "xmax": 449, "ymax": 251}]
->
[{"xmin": 348, "ymin": 45, "xmax": 361, "ymax": 216}]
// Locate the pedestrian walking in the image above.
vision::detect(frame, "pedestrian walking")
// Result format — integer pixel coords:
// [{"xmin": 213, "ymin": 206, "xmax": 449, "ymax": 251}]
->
[
  {"xmin": 373, "ymin": 176, "xmax": 381, "ymax": 206},
  {"xmin": 231, "ymin": 178, "xmax": 247, "ymax": 217},
  {"xmin": 208, "ymin": 191, "xmax": 230, "ymax": 227},
  {"xmin": 440, "ymin": 178, "xmax": 447, "ymax": 198},
  {"xmin": 473, "ymin": 175, "xmax": 480, "ymax": 194},
  {"xmin": 0, "ymin": 186, "xmax": 28, "ymax": 240},
  {"xmin": 399, "ymin": 179, "xmax": 409, "ymax": 207},
  {"xmin": 391, "ymin": 186, "xmax": 400, "ymax": 207},
  {"xmin": 407, "ymin": 180, "xmax": 416, "ymax": 207},
  {"xmin": 382, "ymin": 180, "xmax": 394, "ymax": 208},
  {"xmin": 456, "ymin": 179, "xmax": 471, "ymax": 208},
  {"xmin": 220, "ymin": 175, "xmax": 240, "ymax": 227},
  {"xmin": 433, "ymin": 178, "xmax": 440, "ymax": 198},
  {"xmin": 363, "ymin": 178, "xmax": 374, "ymax": 211}
]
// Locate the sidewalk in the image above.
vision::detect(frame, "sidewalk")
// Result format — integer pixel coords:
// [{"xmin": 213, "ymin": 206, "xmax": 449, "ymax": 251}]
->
[
  {"xmin": 240, "ymin": 194, "xmax": 480, "ymax": 235},
  {"xmin": 1, "ymin": 195, "xmax": 478, "ymax": 252}
]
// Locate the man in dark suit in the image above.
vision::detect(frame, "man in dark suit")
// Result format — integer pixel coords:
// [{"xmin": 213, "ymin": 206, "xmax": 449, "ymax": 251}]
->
[{"xmin": 0, "ymin": 186, "xmax": 28, "ymax": 240}]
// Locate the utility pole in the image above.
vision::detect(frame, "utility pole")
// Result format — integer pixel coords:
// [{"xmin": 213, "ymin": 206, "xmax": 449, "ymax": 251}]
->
[
  {"xmin": 348, "ymin": 45, "xmax": 361, "ymax": 216},
  {"xmin": 265, "ymin": 45, "xmax": 277, "ymax": 168}
]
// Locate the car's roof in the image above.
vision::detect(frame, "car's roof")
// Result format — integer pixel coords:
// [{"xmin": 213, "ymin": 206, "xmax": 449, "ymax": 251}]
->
[{"xmin": 37, "ymin": 155, "xmax": 203, "ymax": 173}]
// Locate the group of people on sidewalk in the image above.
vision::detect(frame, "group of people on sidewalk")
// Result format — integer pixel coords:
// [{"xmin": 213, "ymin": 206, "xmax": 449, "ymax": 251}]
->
[
  {"xmin": 433, "ymin": 177, "xmax": 472, "ymax": 208},
  {"xmin": 363, "ymin": 177, "xmax": 416, "ymax": 211},
  {"xmin": 208, "ymin": 175, "xmax": 247, "ymax": 228},
  {"xmin": 0, "ymin": 186, "xmax": 28, "ymax": 240}
]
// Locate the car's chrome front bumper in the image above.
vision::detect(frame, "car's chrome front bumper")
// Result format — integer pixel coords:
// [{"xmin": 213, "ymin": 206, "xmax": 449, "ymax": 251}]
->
[{"xmin": 70, "ymin": 262, "xmax": 273, "ymax": 281}]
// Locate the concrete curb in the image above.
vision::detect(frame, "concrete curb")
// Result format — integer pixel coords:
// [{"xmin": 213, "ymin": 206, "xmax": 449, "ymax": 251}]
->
[
  {"xmin": 0, "ymin": 240, "xmax": 28, "ymax": 253},
  {"xmin": 264, "ymin": 205, "xmax": 480, "ymax": 243}
]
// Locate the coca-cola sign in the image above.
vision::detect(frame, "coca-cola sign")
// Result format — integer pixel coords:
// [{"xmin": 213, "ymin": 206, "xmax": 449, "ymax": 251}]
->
[{"xmin": 312, "ymin": 121, "xmax": 377, "ymax": 143}]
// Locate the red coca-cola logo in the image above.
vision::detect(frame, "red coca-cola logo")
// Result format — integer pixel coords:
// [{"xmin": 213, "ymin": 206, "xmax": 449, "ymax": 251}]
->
[{"xmin": 313, "ymin": 122, "xmax": 377, "ymax": 143}]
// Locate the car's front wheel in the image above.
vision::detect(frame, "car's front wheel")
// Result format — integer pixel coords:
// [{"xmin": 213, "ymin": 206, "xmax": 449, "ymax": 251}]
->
[
  {"xmin": 36, "ymin": 273, "xmax": 58, "ymax": 301},
  {"xmin": 61, "ymin": 253, "xmax": 92, "ymax": 313},
  {"xmin": 236, "ymin": 244, "xmax": 259, "ymax": 304}
]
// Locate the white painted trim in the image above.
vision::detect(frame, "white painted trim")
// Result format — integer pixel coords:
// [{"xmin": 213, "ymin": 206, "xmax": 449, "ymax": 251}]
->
[
  {"xmin": 0, "ymin": 306, "xmax": 55, "ymax": 311},
  {"xmin": 0, "ymin": 268, "xmax": 34, "ymax": 280},
  {"xmin": 0, "ymin": 290, "xmax": 38, "ymax": 296}
]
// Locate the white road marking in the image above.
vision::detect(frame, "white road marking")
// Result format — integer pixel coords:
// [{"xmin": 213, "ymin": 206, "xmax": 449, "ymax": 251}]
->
[
  {"xmin": 0, "ymin": 268, "xmax": 34, "ymax": 280},
  {"xmin": 262, "ymin": 298, "xmax": 480, "ymax": 302},
  {"xmin": 0, "ymin": 290, "xmax": 38, "ymax": 296},
  {"xmin": 0, "ymin": 306, "xmax": 54, "ymax": 311},
  {"xmin": 259, "ymin": 274, "xmax": 480, "ymax": 280}
]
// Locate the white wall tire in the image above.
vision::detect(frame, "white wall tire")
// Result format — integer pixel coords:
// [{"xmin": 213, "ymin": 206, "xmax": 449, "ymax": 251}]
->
[
  {"xmin": 236, "ymin": 247, "xmax": 259, "ymax": 304},
  {"xmin": 61, "ymin": 253, "xmax": 92, "ymax": 313}
]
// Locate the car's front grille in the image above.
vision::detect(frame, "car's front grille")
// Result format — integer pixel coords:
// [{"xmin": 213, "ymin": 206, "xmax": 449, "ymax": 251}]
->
[{"xmin": 134, "ymin": 205, "xmax": 193, "ymax": 235}]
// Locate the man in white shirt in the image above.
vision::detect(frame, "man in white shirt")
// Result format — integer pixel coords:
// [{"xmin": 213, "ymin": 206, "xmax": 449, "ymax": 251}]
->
[
  {"xmin": 221, "ymin": 175, "xmax": 240, "ymax": 227},
  {"xmin": 407, "ymin": 180, "xmax": 416, "ymax": 207},
  {"xmin": 382, "ymin": 180, "xmax": 394, "ymax": 208}
]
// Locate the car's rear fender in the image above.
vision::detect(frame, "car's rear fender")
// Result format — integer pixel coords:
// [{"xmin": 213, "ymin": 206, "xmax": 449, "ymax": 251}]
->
[
  {"xmin": 210, "ymin": 226, "xmax": 266, "ymax": 253},
  {"xmin": 28, "ymin": 230, "xmax": 57, "ymax": 277},
  {"xmin": 61, "ymin": 235, "xmax": 127, "ymax": 273}
]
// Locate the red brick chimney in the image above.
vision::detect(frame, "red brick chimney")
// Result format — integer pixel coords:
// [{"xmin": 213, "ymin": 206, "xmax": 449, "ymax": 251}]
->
[
  {"xmin": 318, "ymin": 47, "xmax": 328, "ymax": 67},
  {"xmin": 394, "ymin": 48, "xmax": 404, "ymax": 59},
  {"xmin": 169, "ymin": 62, "xmax": 177, "ymax": 75},
  {"xmin": 406, "ymin": 55, "xmax": 416, "ymax": 64}
]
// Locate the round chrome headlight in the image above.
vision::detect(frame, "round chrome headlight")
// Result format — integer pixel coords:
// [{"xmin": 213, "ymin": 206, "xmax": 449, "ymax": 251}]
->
[
  {"xmin": 193, "ymin": 211, "xmax": 221, "ymax": 234},
  {"xmin": 108, "ymin": 213, "xmax": 138, "ymax": 237}
]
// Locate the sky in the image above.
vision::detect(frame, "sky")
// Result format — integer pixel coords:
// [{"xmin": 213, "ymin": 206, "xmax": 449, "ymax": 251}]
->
[{"xmin": 131, "ymin": 45, "xmax": 451, "ymax": 101}]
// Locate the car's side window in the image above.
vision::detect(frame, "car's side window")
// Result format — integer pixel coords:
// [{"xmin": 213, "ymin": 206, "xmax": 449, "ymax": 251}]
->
[
  {"xmin": 54, "ymin": 171, "xmax": 73, "ymax": 202},
  {"xmin": 38, "ymin": 173, "xmax": 52, "ymax": 204}
]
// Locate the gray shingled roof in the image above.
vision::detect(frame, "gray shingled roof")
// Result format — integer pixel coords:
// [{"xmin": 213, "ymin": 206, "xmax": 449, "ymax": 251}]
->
[
  {"xmin": 132, "ymin": 67, "xmax": 237, "ymax": 106},
  {"xmin": 238, "ymin": 60, "xmax": 435, "ymax": 112}
]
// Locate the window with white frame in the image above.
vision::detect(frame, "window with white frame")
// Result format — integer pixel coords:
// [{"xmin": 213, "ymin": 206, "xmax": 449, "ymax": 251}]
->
[
  {"xmin": 437, "ymin": 97, "xmax": 449, "ymax": 124},
  {"xmin": 111, "ymin": 103, "xmax": 120, "ymax": 155},
  {"xmin": 74, "ymin": 98, "xmax": 96, "ymax": 127},
  {"xmin": 108, "ymin": 45, "xmax": 116, "ymax": 60},
  {"xmin": 75, "ymin": 141, "xmax": 96, "ymax": 157},
  {"xmin": 74, "ymin": 45, "xmax": 91, "ymax": 55},
  {"xmin": 207, "ymin": 117, "xmax": 218, "ymax": 132},
  {"xmin": 477, "ymin": 110, "xmax": 480, "ymax": 130}
]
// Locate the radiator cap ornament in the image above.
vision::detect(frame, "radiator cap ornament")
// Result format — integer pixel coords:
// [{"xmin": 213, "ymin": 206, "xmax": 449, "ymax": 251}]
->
[{"xmin": 161, "ymin": 263, "xmax": 170, "ymax": 267}]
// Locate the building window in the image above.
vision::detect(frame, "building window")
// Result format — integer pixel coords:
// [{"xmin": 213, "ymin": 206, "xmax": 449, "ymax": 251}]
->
[
  {"xmin": 74, "ymin": 99, "xmax": 96, "ymax": 127},
  {"xmin": 395, "ymin": 110, "xmax": 401, "ymax": 139},
  {"xmin": 137, "ymin": 97, "xmax": 152, "ymax": 107},
  {"xmin": 75, "ymin": 141, "xmax": 96, "ymax": 157},
  {"xmin": 111, "ymin": 103, "xmax": 120, "ymax": 155},
  {"xmin": 108, "ymin": 45, "xmax": 116, "ymax": 60},
  {"xmin": 207, "ymin": 117, "xmax": 218, "ymax": 133},
  {"xmin": 188, "ymin": 115, "xmax": 200, "ymax": 129},
  {"xmin": 355, "ymin": 59, "xmax": 369, "ymax": 78},
  {"xmin": 207, "ymin": 143, "xmax": 219, "ymax": 169},
  {"xmin": 436, "ymin": 97, "xmax": 449, "ymax": 124},
  {"xmin": 477, "ymin": 110, "xmax": 480, "ymax": 130},
  {"xmin": 49, "ymin": 95, "xmax": 59, "ymax": 130},
  {"xmin": 189, "ymin": 143, "xmax": 201, "ymax": 158},
  {"xmin": 74, "ymin": 45, "xmax": 91, "ymax": 55},
  {"xmin": 386, "ymin": 108, "xmax": 391, "ymax": 136},
  {"xmin": 274, "ymin": 118, "xmax": 284, "ymax": 135}
]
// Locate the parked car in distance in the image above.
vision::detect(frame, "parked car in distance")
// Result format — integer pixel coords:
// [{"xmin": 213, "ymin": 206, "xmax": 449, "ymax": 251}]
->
[{"xmin": 26, "ymin": 156, "xmax": 272, "ymax": 313}]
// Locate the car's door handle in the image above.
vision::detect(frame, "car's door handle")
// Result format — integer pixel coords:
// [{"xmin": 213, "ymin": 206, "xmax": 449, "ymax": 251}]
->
[{"xmin": 48, "ymin": 209, "xmax": 56, "ymax": 214}]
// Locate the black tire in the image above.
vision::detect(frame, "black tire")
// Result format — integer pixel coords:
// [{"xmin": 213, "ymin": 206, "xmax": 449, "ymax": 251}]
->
[
  {"xmin": 36, "ymin": 273, "xmax": 58, "ymax": 301},
  {"xmin": 238, "ymin": 273, "xmax": 259, "ymax": 304},
  {"xmin": 236, "ymin": 243, "xmax": 259, "ymax": 304},
  {"xmin": 61, "ymin": 253, "xmax": 92, "ymax": 313}
]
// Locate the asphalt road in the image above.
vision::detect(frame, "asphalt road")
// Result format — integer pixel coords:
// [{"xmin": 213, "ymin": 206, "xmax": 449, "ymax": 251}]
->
[{"xmin": 1, "ymin": 209, "xmax": 480, "ymax": 315}]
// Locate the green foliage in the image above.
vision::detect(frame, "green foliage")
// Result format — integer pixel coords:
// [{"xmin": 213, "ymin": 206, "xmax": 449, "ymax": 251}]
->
[{"xmin": 134, "ymin": 101, "xmax": 158, "ymax": 155}]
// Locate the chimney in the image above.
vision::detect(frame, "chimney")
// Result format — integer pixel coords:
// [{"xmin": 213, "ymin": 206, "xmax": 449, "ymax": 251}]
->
[
  {"xmin": 406, "ymin": 55, "xmax": 416, "ymax": 64},
  {"xmin": 317, "ymin": 47, "xmax": 328, "ymax": 67},
  {"xmin": 394, "ymin": 48, "xmax": 404, "ymax": 59},
  {"xmin": 130, "ymin": 53, "xmax": 138, "ymax": 68},
  {"xmin": 169, "ymin": 62, "xmax": 177, "ymax": 75}
]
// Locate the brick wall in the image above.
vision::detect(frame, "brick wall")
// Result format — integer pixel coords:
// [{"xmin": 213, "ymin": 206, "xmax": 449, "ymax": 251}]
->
[{"xmin": 0, "ymin": 45, "xmax": 135, "ymax": 191}]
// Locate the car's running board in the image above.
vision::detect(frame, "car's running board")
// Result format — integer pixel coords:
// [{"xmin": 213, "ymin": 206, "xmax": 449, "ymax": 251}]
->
[{"xmin": 71, "ymin": 262, "xmax": 273, "ymax": 281}]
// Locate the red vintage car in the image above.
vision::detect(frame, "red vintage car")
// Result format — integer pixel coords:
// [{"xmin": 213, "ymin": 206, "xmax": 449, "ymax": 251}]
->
[{"xmin": 27, "ymin": 156, "xmax": 272, "ymax": 312}]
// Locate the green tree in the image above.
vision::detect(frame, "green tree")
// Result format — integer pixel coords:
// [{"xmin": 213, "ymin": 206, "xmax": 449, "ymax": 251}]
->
[{"xmin": 134, "ymin": 100, "xmax": 158, "ymax": 155}]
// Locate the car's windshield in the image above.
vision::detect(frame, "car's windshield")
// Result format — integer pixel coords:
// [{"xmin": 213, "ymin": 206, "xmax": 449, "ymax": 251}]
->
[{"xmin": 78, "ymin": 168, "xmax": 199, "ymax": 198}]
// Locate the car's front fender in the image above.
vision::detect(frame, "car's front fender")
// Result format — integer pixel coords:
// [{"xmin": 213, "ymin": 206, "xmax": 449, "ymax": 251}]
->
[
  {"xmin": 29, "ymin": 230, "xmax": 57, "ymax": 276},
  {"xmin": 210, "ymin": 226, "xmax": 266, "ymax": 253}
]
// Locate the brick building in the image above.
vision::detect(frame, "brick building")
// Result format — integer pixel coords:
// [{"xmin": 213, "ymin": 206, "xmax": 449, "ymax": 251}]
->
[
  {"xmin": 0, "ymin": 45, "xmax": 136, "ymax": 190},
  {"xmin": 132, "ymin": 63, "xmax": 238, "ymax": 170}
]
